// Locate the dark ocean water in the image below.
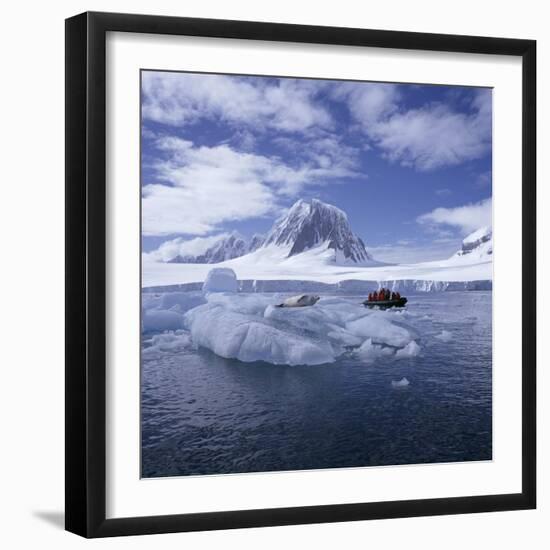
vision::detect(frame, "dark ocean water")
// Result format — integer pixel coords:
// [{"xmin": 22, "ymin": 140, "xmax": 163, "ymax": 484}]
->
[{"xmin": 141, "ymin": 291, "xmax": 492, "ymax": 477}]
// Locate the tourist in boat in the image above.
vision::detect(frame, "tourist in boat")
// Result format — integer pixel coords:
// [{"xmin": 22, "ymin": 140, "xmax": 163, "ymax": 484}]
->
[{"xmin": 364, "ymin": 289, "xmax": 408, "ymax": 308}]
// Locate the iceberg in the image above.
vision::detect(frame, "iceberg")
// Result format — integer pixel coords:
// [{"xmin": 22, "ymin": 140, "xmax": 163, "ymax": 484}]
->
[
  {"xmin": 346, "ymin": 313, "xmax": 415, "ymax": 348},
  {"xmin": 395, "ymin": 340, "xmax": 421, "ymax": 359},
  {"xmin": 202, "ymin": 268, "xmax": 238, "ymax": 293},
  {"xmin": 142, "ymin": 309, "xmax": 184, "ymax": 332},
  {"xmin": 356, "ymin": 338, "xmax": 395, "ymax": 363},
  {"xmin": 143, "ymin": 270, "xmax": 424, "ymax": 366},
  {"xmin": 142, "ymin": 330, "xmax": 193, "ymax": 358},
  {"xmin": 179, "ymin": 292, "xmax": 421, "ymax": 366},
  {"xmin": 435, "ymin": 330, "xmax": 453, "ymax": 342},
  {"xmin": 391, "ymin": 377, "xmax": 410, "ymax": 388},
  {"xmin": 184, "ymin": 303, "xmax": 335, "ymax": 366}
]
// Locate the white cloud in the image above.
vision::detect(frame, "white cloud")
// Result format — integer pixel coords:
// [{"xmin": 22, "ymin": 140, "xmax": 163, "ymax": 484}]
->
[
  {"xmin": 271, "ymin": 133, "xmax": 362, "ymax": 186},
  {"xmin": 336, "ymin": 84, "xmax": 492, "ymax": 171},
  {"xmin": 373, "ymin": 101, "xmax": 491, "ymax": 171},
  {"xmin": 416, "ymin": 197, "xmax": 492, "ymax": 235},
  {"xmin": 144, "ymin": 233, "xmax": 229, "ymax": 262},
  {"xmin": 142, "ymin": 137, "xmax": 358, "ymax": 236},
  {"xmin": 332, "ymin": 82, "xmax": 400, "ymax": 126},
  {"xmin": 142, "ymin": 72, "xmax": 332, "ymax": 133},
  {"xmin": 143, "ymin": 72, "xmax": 492, "ymax": 174}
]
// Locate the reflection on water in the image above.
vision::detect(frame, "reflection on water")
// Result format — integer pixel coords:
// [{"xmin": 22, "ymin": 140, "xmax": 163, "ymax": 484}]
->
[{"xmin": 141, "ymin": 291, "xmax": 492, "ymax": 477}]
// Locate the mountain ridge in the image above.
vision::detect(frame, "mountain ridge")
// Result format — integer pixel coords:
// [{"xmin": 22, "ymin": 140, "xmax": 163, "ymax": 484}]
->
[
  {"xmin": 450, "ymin": 226, "xmax": 493, "ymax": 263},
  {"xmin": 161, "ymin": 199, "xmax": 492, "ymax": 268},
  {"xmin": 262, "ymin": 199, "xmax": 373, "ymax": 265},
  {"xmin": 167, "ymin": 199, "xmax": 375, "ymax": 266}
]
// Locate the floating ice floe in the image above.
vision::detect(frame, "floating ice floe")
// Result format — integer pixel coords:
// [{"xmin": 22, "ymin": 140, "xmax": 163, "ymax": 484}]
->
[
  {"xmin": 435, "ymin": 330, "xmax": 453, "ymax": 342},
  {"xmin": 346, "ymin": 313, "xmax": 414, "ymax": 348},
  {"xmin": 142, "ymin": 309, "xmax": 185, "ymax": 332},
  {"xmin": 185, "ymin": 303, "xmax": 335, "ymax": 366},
  {"xmin": 142, "ymin": 330, "xmax": 193, "ymax": 358},
  {"xmin": 141, "ymin": 269, "xmax": 423, "ymax": 366},
  {"xmin": 356, "ymin": 338, "xmax": 395, "ymax": 363},
  {"xmin": 395, "ymin": 340, "xmax": 421, "ymax": 359},
  {"xmin": 142, "ymin": 290, "xmax": 207, "ymax": 333},
  {"xmin": 391, "ymin": 377, "xmax": 410, "ymax": 388}
]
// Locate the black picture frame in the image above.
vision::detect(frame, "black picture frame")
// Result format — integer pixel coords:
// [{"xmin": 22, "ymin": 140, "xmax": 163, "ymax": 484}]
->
[{"xmin": 65, "ymin": 11, "xmax": 536, "ymax": 538}]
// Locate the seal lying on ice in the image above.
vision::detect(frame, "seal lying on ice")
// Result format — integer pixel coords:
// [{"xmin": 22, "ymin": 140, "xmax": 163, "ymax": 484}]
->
[{"xmin": 275, "ymin": 294, "xmax": 320, "ymax": 308}]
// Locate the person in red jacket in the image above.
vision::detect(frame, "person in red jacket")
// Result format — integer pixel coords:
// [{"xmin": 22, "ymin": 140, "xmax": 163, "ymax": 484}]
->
[
  {"xmin": 372, "ymin": 290, "xmax": 378, "ymax": 301},
  {"xmin": 368, "ymin": 292, "xmax": 373, "ymax": 302}
]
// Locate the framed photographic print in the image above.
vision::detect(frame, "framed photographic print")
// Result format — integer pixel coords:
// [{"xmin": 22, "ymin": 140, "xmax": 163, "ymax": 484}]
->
[{"xmin": 65, "ymin": 11, "xmax": 536, "ymax": 537}]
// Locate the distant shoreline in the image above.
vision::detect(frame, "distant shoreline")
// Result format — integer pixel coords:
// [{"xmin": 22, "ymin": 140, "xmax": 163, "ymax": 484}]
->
[{"xmin": 142, "ymin": 278, "xmax": 492, "ymax": 294}]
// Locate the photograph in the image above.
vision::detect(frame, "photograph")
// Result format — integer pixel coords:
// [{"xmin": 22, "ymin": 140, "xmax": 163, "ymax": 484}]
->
[{"xmin": 140, "ymin": 70, "xmax": 493, "ymax": 478}]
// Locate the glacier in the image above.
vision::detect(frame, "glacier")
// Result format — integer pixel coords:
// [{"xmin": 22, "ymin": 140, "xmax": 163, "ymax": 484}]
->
[{"xmin": 143, "ymin": 272, "xmax": 492, "ymax": 294}]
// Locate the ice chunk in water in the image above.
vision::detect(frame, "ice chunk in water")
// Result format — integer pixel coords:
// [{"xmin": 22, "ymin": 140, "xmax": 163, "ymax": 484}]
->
[
  {"xmin": 177, "ymin": 293, "xmax": 421, "ymax": 366},
  {"xmin": 142, "ymin": 330, "xmax": 193, "ymax": 358},
  {"xmin": 395, "ymin": 340, "xmax": 421, "ymax": 359},
  {"xmin": 142, "ymin": 309, "xmax": 184, "ymax": 332},
  {"xmin": 435, "ymin": 330, "xmax": 452, "ymax": 342},
  {"xmin": 346, "ymin": 313, "xmax": 414, "ymax": 348},
  {"xmin": 356, "ymin": 338, "xmax": 394, "ymax": 363},
  {"xmin": 202, "ymin": 268, "xmax": 238, "ymax": 293},
  {"xmin": 142, "ymin": 293, "xmax": 162, "ymax": 311},
  {"xmin": 391, "ymin": 377, "xmax": 410, "ymax": 388},
  {"xmin": 185, "ymin": 304, "xmax": 335, "ymax": 366}
]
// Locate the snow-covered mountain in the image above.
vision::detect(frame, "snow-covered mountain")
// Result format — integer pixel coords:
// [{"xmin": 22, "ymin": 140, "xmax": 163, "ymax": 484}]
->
[
  {"xmin": 247, "ymin": 233, "xmax": 265, "ymax": 253},
  {"xmin": 451, "ymin": 227, "xmax": 493, "ymax": 263},
  {"xmin": 262, "ymin": 199, "xmax": 373, "ymax": 264},
  {"xmin": 169, "ymin": 233, "xmax": 247, "ymax": 264},
  {"xmin": 165, "ymin": 199, "xmax": 374, "ymax": 266},
  {"xmin": 166, "ymin": 233, "xmax": 265, "ymax": 264},
  {"xmin": 144, "ymin": 203, "xmax": 493, "ymax": 288}
]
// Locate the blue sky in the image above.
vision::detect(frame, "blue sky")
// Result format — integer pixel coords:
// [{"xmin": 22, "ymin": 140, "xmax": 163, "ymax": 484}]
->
[{"xmin": 141, "ymin": 71, "xmax": 492, "ymax": 263}]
